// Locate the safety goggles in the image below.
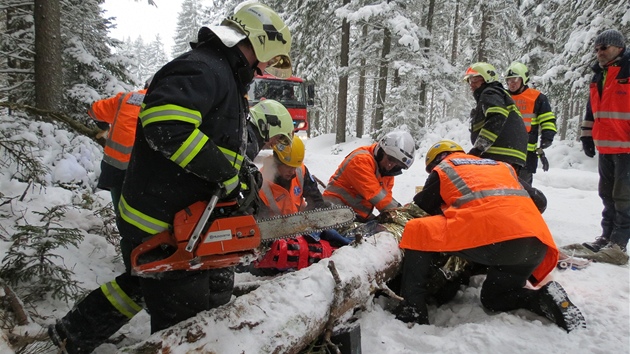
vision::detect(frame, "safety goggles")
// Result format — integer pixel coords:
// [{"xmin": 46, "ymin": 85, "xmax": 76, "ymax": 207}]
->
[{"xmin": 265, "ymin": 55, "xmax": 292, "ymax": 79}]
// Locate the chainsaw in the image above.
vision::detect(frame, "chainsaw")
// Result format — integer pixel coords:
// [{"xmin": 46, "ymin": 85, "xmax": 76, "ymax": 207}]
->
[{"xmin": 130, "ymin": 194, "xmax": 355, "ymax": 277}]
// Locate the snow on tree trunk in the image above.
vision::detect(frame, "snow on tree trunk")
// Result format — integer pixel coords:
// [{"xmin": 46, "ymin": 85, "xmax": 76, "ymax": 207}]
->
[{"xmin": 124, "ymin": 232, "xmax": 402, "ymax": 354}]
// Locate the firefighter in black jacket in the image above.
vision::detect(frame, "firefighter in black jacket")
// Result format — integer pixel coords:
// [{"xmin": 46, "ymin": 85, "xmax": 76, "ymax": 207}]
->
[
  {"xmin": 463, "ymin": 62, "xmax": 528, "ymax": 171},
  {"xmin": 49, "ymin": 4, "xmax": 293, "ymax": 353}
]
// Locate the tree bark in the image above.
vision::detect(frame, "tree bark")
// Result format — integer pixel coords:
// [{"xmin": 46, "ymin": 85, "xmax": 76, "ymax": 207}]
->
[
  {"xmin": 356, "ymin": 25, "xmax": 368, "ymax": 139},
  {"xmin": 335, "ymin": 0, "xmax": 351, "ymax": 144},
  {"xmin": 125, "ymin": 232, "xmax": 402, "ymax": 354},
  {"xmin": 451, "ymin": 0, "xmax": 460, "ymax": 64},
  {"xmin": 34, "ymin": 0, "xmax": 63, "ymax": 111},
  {"xmin": 477, "ymin": 4, "xmax": 489, "ymax": 62},
  {"xmin": 374, "ymin": 28, "xmax": 391, "ymax": 132}
]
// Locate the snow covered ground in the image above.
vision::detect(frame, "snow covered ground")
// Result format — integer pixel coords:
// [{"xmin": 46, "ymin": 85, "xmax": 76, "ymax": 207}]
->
[{"xmin": 0, "ymin": 117, "xmax": 628, "ymax": 353}]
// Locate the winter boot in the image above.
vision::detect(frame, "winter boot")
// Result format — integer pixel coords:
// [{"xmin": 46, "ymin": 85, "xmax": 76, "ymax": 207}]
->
[
  {"xmin": 48, "ymin": 321, "xmax": 90, "ymax": 354},
  {"xmin": 597, "ymin": 242, "xmax": 629, "ymax": 265},
  {"xmin": 582, "ymin": 236, "xmax": 609, "ymax": 252},
  {"xmin": 536, "ymin": 281, "xmax": 586, "ymax": 332},
  {"xmin": 393, "ymin": 302, "xmax": 429, "ymax": 326}
]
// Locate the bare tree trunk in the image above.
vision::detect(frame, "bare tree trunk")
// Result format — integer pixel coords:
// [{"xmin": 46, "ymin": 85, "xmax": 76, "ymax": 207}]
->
[
  {"xmin": 34, "ymin": 0, "xmax": 63, "ymax": 111},
  {"xmin": 451, "ymin": 0, "xmax": 460, "ymax": 63},
  {"xmin": 356, "ymin": 25, "xmax": 368, "ymax": 138},
  {"xmin": 335, "ymin": 0, "xmax": 351, "ymax": 144},
  {"xmin": 374, "ymin": 27, "xmax": 391, "ymax": 133},
  {"xmin": 477, "ymin": 4, "xmax": 490, "ymax": 62},
  {"xmin": 371, "ymin": 67, "xmax": 378, "ymax": 133},
  {"xmin": 575, "ymin": 94, "xmax": 583, "ymax": 140},
  {"xmin": 560, "ymin": 100, "xmax": 569, "ymax": 140}
]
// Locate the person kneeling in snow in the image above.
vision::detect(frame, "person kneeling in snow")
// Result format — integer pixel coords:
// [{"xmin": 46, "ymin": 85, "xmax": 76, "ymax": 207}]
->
[
  {"xmin": 394, "ymin": 140, "xmax": 586, "ymax": 332},
  {"xmin": 255, "ymin": 137, "xmax": 350, "ymax": 273}
]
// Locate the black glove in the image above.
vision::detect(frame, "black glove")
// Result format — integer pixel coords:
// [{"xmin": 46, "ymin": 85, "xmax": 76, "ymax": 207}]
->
[
  {"xmin": 239, "ymin": 158, "xmax": 262, "ymax": 190},
  {"xmin": 468, "ymin": 147, "xmax": 483, "ymax": 157},
  {"xmin": 540, "ymin": 138, "xmax": 553, "ymax": 149},
  {"xmin": 540, "ymin": 153, "xmax": 549, "ymax": 172},
  {"xmin": 581, "ymin": 137, "xmax": 596, "ymax": 158}
]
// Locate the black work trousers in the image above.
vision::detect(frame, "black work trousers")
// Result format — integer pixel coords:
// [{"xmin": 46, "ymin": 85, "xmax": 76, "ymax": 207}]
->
[
  {"xmin": 58, "ymin": 236, "xmax": 234, "ymax": 353},
  {"xmin": 599, "ymin": 153, "xmax": 630, "ymax": 248},
  {"xmin": 400, "ymin": 237, "xmax": 547, "ymax": 315}
]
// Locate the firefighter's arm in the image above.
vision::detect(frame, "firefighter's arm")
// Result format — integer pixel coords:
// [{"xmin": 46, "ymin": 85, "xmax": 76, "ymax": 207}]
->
[
  {"xmin": 302, "ymin": 166, "xmax": 328, "ymax": 210},
  {"xmin": 140, "ymin": 105, "xmax": 240, "ymax": 193},
  {"xmin": 138, "ymin": 68, "xmax": 241, "ymax": 193},
  {"xmin": 474, "ymin": 88, "xmax": 511, "ymax": 152},
  {"xmin": 348, "ymin": 156, "xmax": 399, "ymax": 211},
  {"xmin": 413, "ymin": 172, "xmax": 443, "ymax": 215},
  {"xmin": 88, "ymin": 93, "xmax": 124, "ymax": 126},
  {"xmin": 535, "ymin": 93, "xmax": 557, "ymax": 148}
]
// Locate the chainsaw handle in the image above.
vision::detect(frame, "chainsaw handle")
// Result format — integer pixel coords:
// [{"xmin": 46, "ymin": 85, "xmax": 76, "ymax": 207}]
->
[{"xmin": 185, "ymin": 193, "xmax": 220, "ymax": 252}]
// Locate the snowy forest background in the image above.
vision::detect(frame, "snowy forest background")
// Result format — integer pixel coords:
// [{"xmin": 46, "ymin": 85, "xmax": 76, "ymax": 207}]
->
[
  {"xmin": 0, "ymin": 0, "xmax": 630, "ymax": 353},
  {"xmin": 3, "ymin": 0, "xmax": 630, "ymax": 142}
]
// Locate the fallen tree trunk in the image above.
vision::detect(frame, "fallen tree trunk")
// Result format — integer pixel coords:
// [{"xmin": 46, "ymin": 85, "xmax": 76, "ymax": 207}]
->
[{"xmin": 124, "ymin": 231, "xmax": 402, "ymax": 354}]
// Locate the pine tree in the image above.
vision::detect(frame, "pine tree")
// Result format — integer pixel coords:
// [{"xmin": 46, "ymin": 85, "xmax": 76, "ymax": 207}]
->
[
  {"xmin": 0, "ymin": 205, "xmax": 84, "ymax": 303},
  {"xmin": 171, "ymin": 0, "xmax": 203, "ymax": 58}
]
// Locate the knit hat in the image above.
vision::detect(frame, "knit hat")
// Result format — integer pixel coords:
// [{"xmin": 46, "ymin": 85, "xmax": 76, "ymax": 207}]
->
[{"xmin": 594, "ymin": 29, "xmax": 626, "ymax": 49}]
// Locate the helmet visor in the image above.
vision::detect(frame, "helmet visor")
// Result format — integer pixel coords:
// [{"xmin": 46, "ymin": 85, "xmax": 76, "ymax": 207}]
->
[
  {"xmin": 265, "ymin": 55, "xmax": 292, "ymax": 79},
  {"xmin": 273, "ymin": 133, "xmax": 293, "ymax": 151}
]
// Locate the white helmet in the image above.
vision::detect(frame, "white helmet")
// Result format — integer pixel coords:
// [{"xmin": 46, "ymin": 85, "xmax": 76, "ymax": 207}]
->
[{"xmin": 375, "ymin": 131, "xmax": 416, "ymax": 169}]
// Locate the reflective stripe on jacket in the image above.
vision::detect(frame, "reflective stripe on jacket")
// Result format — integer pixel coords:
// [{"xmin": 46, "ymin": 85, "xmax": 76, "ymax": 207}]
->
[
  {"xmin": 118, "ymin": 38, "xmax": 250, "ymax": 243},
  {"xmin": 589, "ymin": 63, "xmax": 630, "ymax": 154},
  {"xmin": 259, "ymin": 156, "xmax": 306, "ymax": 215},
  {"xmin": 470, "ymin": 82, "xmax": 528, "ymax": 167},
  {"xmin": 399, "ymin": 152, "xmax": 558, "ymax": 285},
  {"xmin": 88, "ymin": 89, "xmax": 146, "ymax": 170},
  {"xmin": 323, "ymin": 144, "xmax": 398, "ymax": 220},
  {"xmin": 510, "ymin": 87, "xmax": 557, "ymax": 152},
  {"xmin": 511, "ymin": 88, "xmax": 540, "ymax": 134}
]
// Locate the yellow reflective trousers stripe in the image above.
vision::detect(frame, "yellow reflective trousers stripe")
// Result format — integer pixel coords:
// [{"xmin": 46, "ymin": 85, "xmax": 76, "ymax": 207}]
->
[{"xmin": 100, "ymin": 280, "xmax": 142, "ymax": 319}]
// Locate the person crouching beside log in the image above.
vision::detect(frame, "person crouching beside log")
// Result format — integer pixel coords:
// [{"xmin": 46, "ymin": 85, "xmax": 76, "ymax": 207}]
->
[{"xmin": 394, "ymin": 139, "xmax": 586, "ymax": 332}]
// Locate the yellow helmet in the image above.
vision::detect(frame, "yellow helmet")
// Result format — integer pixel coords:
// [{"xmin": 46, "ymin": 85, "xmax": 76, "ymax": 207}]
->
[
  {"xmin": 222, "ymin": 3, "xmax": 292, "ymax": 79},
  {"xmin": 463, "ymin": 62, "xmax": 498, "ymax": 83},
  {"xmin": 425, "ymin": 139, "xmax": 464, "ymax": 173},
  {"xmin": 249, "ymin": 99, "xmax": 294, "ymax": 145},
  {"xmin": 505, "ymin": 62, "xmax": 530, "ymax": 85},
  {"xmin": 273, "ymin": 136, "xmax": 304, "ymax": 168}
]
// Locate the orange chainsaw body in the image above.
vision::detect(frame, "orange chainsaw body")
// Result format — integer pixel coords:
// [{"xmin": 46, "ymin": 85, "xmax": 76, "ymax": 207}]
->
[{"xmin": 131, "ymin": 200, "xmax": 261, "ymax": 276}]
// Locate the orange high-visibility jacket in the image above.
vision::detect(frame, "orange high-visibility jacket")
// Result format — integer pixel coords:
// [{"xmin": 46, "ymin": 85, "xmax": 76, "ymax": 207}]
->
[
  {"xmin": 399, "ymin": 152, "xmax": 558, "ymax": 284},
  {"xmin": 259, "ymin": 155, "xmax": 306, "ymax": 215},
  {"xmin": 88, "ymin": 89, "xmax": 147, "ymax": 170},
  {"xmin": 323, "ymin": 144, "xmax": 398, "ymax": 220},
  {"xmin": 589, "ymin": 65, "xmax": 630, "ymax": 154},
  {"xmin": 511, "ymin": 88, "xmax": 541, "ymax": 133}
]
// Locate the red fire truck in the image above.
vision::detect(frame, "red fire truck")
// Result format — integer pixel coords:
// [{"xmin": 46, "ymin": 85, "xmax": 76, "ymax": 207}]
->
[{"xmin": 247, "ymin": 73, "xmax": 314, "ymax": 132}]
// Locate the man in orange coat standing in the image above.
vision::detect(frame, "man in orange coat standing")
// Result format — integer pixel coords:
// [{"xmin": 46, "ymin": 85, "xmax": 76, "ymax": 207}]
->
[
  {"xmin": 323, "ymin": 131, "xmax": 416, "ymax": 222},
  {"xmin": 88, "ymin": 77, "xmax": 151, "ymax": 212},
  {"xmin": 395, "ymin": 140, "xmax": 585, "ymax": 332}
]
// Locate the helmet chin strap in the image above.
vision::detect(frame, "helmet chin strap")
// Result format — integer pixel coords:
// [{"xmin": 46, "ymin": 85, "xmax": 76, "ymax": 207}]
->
[{"xmin": 253, "ymin": 61, "xmax": 263, "ymax": 76}]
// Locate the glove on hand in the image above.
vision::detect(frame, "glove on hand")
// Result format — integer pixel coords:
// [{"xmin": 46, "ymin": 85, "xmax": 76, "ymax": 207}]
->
[
  {"xmin": 540, "ymin": 138, "xmax": 553, "ymax": 149},
  {"xmin": 540, "ymin": 154, "xmax": 550, "ymax": 172},
  {"xmin": 239, "ymin": 163, "xmax": 263, "ymax": 191},
  {"xmin": 581, "ymin": 137, "xmax": 596, "ymax": 158},
  {"xmin": 468, "ymin": 147, "xmax": 483, "ymax": 157}
]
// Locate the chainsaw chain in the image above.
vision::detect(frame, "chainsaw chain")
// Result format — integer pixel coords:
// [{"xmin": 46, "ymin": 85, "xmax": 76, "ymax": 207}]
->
[{"xmin": 256, "ymin": 205, "xmax": 355, "ymax": 243}]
